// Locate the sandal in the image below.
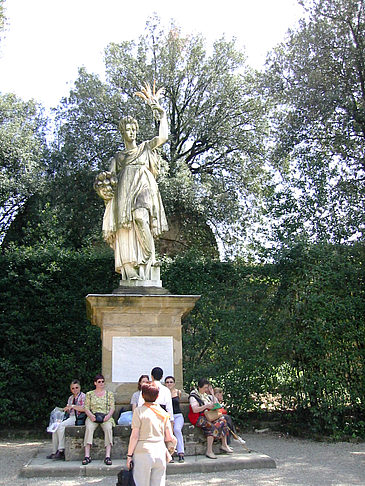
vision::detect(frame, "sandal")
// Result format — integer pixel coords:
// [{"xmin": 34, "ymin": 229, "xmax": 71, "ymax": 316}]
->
[
  {"xmin": 104, "ymin": 457, "xmax": 112, "ymax": 465},
  {"xmin": 82, "ymin": 456, "xmax": 91, "ymax": 465}
]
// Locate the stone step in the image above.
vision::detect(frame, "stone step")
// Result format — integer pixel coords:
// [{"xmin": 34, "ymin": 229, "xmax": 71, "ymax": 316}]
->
[{"xmin": 21, "ymin": 441, "xmax": 276, "ymax": 478}]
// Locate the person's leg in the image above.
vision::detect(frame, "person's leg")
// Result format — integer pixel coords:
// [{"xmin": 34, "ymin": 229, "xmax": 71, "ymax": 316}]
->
[
  {"xmin": 220, "ymin": 434, "xmax": 233, "ymax": 452},
  {"xmin": 173, "ymin": 413, "xmax": 184, "ymax": 457},
  {"xmin": 206, "ymin": 435, "xmax": 216, "ymax": 458},
  {"xmin": 133, "ymin": 452, "xmax": 152, "ymax": 486},
  {"xmin": 57, "ymin": 415, "xmax": 76, "ymax": 452},
  {"xmin": 101, "ymin": 421, "xmax": 113, "ymax": 463},
  {"xmin": 83, "ymin": 418, "xmax": 98, "ymax": 462},
  {"xmin": 50, "ymin": 431, "xmax": 58, "ymax": 457},
  {"xmin": 150, "ymin": 443, "xmax": 166, "ymax": 486}
]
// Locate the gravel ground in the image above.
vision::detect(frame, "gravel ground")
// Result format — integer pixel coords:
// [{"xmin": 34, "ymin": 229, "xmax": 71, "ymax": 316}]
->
[{"xmin": 1, "ymin": 432, "xmax": 365, "ymax": 486}]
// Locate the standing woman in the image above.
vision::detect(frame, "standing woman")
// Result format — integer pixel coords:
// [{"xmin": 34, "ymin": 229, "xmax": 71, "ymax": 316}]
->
[
  {"xmin": 47, "ymin": 380, "xmax": 85, "ymax": 460},
  {"xmin": 126, "ymin": 383, "xmax": 176, "ymax": 486},
  {"xmin": 165, "ymin": 376, "xmax": 185, "ymax": 462},
  {"xmin": 83, "ymin": 374, "xmax": 115, "ymax": 465}
]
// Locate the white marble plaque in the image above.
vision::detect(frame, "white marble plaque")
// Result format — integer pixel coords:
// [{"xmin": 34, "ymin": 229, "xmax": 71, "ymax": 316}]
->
[{"xmin": 112, "ymin": 336, "xmax": 174, "ymax": 382}]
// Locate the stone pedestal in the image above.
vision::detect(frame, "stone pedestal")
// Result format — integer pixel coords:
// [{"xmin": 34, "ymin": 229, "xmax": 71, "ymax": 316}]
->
[{"xmin": 86, "ymin": 293, "xmax": 200, "ymax": 404}]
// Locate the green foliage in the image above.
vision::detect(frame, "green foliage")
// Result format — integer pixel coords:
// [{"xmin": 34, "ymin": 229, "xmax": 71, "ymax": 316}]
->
[
  {"xmin": 9, "ymin": 18, "xmax": 267, "ymax": 254},
  {"xmin": 271, "ymin": 241, "xmax": 365, "ymax": 435},
  {"xmin": 0, "ymin": 93, "xmax": 48, "ymax": 241},
  {"xmin": 262, "ymin": 0, "xmax": 365, "ymax": 246},
  {"xmin": 0, "ymin": 245, "xmax": 118, "ymax": 426},
  {"xmin": 0, "ymin": 243, "xmax": 363, "ymax": 438},
  {"xmin": 163, "ymin": 252, "xmax": 280, "ymax": 414}
]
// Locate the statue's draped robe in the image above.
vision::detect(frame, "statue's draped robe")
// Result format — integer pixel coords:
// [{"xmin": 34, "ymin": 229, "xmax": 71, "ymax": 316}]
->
[{"xmin": 102, "ymin": 141, "xmax": 168, "ymax": 279}]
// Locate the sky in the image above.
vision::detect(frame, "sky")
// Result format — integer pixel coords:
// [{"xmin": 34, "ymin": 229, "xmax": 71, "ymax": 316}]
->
[{"xmin": 0, "ymin": 0, "xmax": 304, "ymax": 109}]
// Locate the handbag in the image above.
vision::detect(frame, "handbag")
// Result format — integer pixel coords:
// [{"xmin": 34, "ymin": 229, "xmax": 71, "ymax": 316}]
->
[
  {"xmin": 94, "ymin": 412, "xmax": 106, "ymax": 423},
  {"xmin": 92, "ymin": 391, "xmax": 110, "ymax": 423},
  {"xmin": 116, "ymin": 466, "xmax": 135, "ymax": 486},
  {"xmin": 204, "ymin": 408, "xmax": 222, "ymax": 422},
  {"xmin": 75, "ymin": 412, "xmax": 87, "ymax": 426}
]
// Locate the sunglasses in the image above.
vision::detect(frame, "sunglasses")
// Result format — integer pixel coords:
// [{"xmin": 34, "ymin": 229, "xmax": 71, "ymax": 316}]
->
[
  {"xmin": 96, "ymin": 380, "xmax": 105, "ymax": 383},
  {"xmin": 165, "ymin": 381, "xmax": 174, "ymax": 384}
]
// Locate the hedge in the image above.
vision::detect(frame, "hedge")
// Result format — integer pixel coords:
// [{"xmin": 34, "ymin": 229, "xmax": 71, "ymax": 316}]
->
[{"xmin": 0, "ymin": 242, "xmax": 364, "ymax": 437}]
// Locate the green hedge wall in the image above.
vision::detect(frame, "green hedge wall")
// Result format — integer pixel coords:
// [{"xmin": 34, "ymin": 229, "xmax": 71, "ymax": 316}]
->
[
  {"xmin": 0, "ymin": 243, "xmax": 364, "ymax": 437},
  {"xmin": 0, "ymin": 245, "xmax": 118, "ymax": 426}
]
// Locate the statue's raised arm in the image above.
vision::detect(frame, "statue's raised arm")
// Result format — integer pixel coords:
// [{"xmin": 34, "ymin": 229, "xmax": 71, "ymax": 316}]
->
[
  {"xmin": 94, "ymin": 81, "xmax": 169, "ymax": 286},
  {"xmin": 135, "ymin": 81, "xmax": 168, "ymax": 149}
]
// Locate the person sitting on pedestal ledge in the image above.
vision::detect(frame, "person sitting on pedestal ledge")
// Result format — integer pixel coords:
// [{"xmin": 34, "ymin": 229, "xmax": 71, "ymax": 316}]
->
[
  {"xmin": 83, "ymin": 374, "xmax": 115, "ymax": 466},
  {"xmin": 46, "ymin": 380, "xmax": 86, "ymax": 461},
  {"xmin": 188, "ymin": 378, "xmax": 233, "ymax": 459},
  {"xmin": 118, "ymin": 374, "xmax": 149, "ymax": 426}
]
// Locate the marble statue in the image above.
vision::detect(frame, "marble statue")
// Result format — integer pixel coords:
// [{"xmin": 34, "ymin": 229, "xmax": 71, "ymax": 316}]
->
[{"xmin": 94, "ymin": 83, "xmax": 168, "ymax": 282}]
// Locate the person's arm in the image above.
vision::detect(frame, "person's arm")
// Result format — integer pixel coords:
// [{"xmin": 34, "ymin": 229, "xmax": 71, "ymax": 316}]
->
[
  {"xmin": 189, "ymin": 396, "xmax": 214, "ymax": 413},
  {"xmin": 164, "ymin": 419, "xmax": 177, "ymax": 454},
  {"xmin": 165, "ymin": 388, "xmax": 174, "ymax": 423},
  {"xmin": 148, "ymin": 105, "xmax": 168, "ymax": 150},
  {"xmin": 84, "ymin": 392, "xmax": 96, "ymax": 421},
  {"xmin": 127, "ymin": 409, "xmax": 141, "ymax": 469},
  {"xmin": 126, "ymin": 428, "xmax": 139, "ymax": 469},
  {"xmin": 104, "ymin": 392, "xmax": 115, "ymax": 422},
  {"xmin": 73, "ymin": 392, "xmax": 86, "ymax": 413}
]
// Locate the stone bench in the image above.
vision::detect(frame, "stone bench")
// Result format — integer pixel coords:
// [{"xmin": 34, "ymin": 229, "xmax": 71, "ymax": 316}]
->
[{"xmin": 65, "ymin": 423, "xmax": 220, "ymax": 461}]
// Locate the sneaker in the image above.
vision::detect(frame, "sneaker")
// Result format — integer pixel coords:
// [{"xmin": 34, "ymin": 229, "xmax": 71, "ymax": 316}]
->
[
  {"xmin": 178, "ymin": 454, "xmax": 185, "ymax": 463},
  {"xmin": 169, "ymin": 457, "xmax": 175, "ymax": 463},
  {"xmin": 46, "ymin": 453, "xmax": 56, "ymax": 459},
  {"xmin": 53, "ymin": 450, "xmax": 65, "ymax": 460}
]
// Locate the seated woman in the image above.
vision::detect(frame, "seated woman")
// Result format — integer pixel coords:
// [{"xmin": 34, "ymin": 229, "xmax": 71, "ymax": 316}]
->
[
  {"xmin": 83, "ymin": 374, "xmax": 115, "ymax": 465},
  {"xmin": 126, "ymin": 383, "xmax": 177, "ymax": 486},
  {"xmin": 213, "ymin": 386, "xmax": 236, "ymax": 444},
  {"xmin": 118, "ymin": 374, "xmax": 149, "ymax": 426},
  {"xmin": 47, "ymin": 379, "xmax": 86, "ymax": 460},
  {"xmin": 165, "ymin": 375, "xmax": 185, "ymax": 463},
  {"xmin": 188, "ymin": 378, "xmax": 233, "ymax": 459}
]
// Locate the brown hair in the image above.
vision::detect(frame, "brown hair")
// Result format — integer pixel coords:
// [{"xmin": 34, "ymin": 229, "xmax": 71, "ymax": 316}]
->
[
  {"xmin": 141, "ymin": 383, "xmax": 159, "ymax": 403},
  {"xmin": 138, "ymin": 375, "xmax": 150, "ymax": 391}
]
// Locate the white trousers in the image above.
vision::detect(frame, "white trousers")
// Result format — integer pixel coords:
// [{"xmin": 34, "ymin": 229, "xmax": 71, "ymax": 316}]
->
[
  {"xmin": 173, "ymin": 413, "xmax": 184, "ymax": 454},
  {"xmin": 52, "ymin": 415, "xmax": 75, "ymax": 452},
  {"xmin": 133, "ymin": 441, "xmax": 166, "ymax": 486}
]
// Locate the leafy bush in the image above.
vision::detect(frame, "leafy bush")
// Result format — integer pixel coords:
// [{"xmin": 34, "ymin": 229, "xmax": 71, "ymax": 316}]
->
[{"xmin": 0, "ymin": 242, "xmax": 364, "ymax": 438}]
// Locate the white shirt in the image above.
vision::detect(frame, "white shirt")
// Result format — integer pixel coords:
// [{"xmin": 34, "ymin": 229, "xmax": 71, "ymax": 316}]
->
[{"xmin": 137, "ymin": 381, "xmax": 174, "ymax": 421}]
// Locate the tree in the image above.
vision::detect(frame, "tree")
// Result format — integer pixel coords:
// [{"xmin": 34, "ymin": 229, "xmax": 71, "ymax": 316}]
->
[
  {"xmin": 0, "ymin": 0, "xmax": 6, "ymax": 41},
  {"xmin": 262, "ymin": 0, "xmax": 365, "ymax": 248},
  {"xmin": 9, "ymin": 18, "xmax": 267, "ymax": 256},
  {"xmin": 0, "ymin": 93, "xmax": 48, "ymax": 242}
]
